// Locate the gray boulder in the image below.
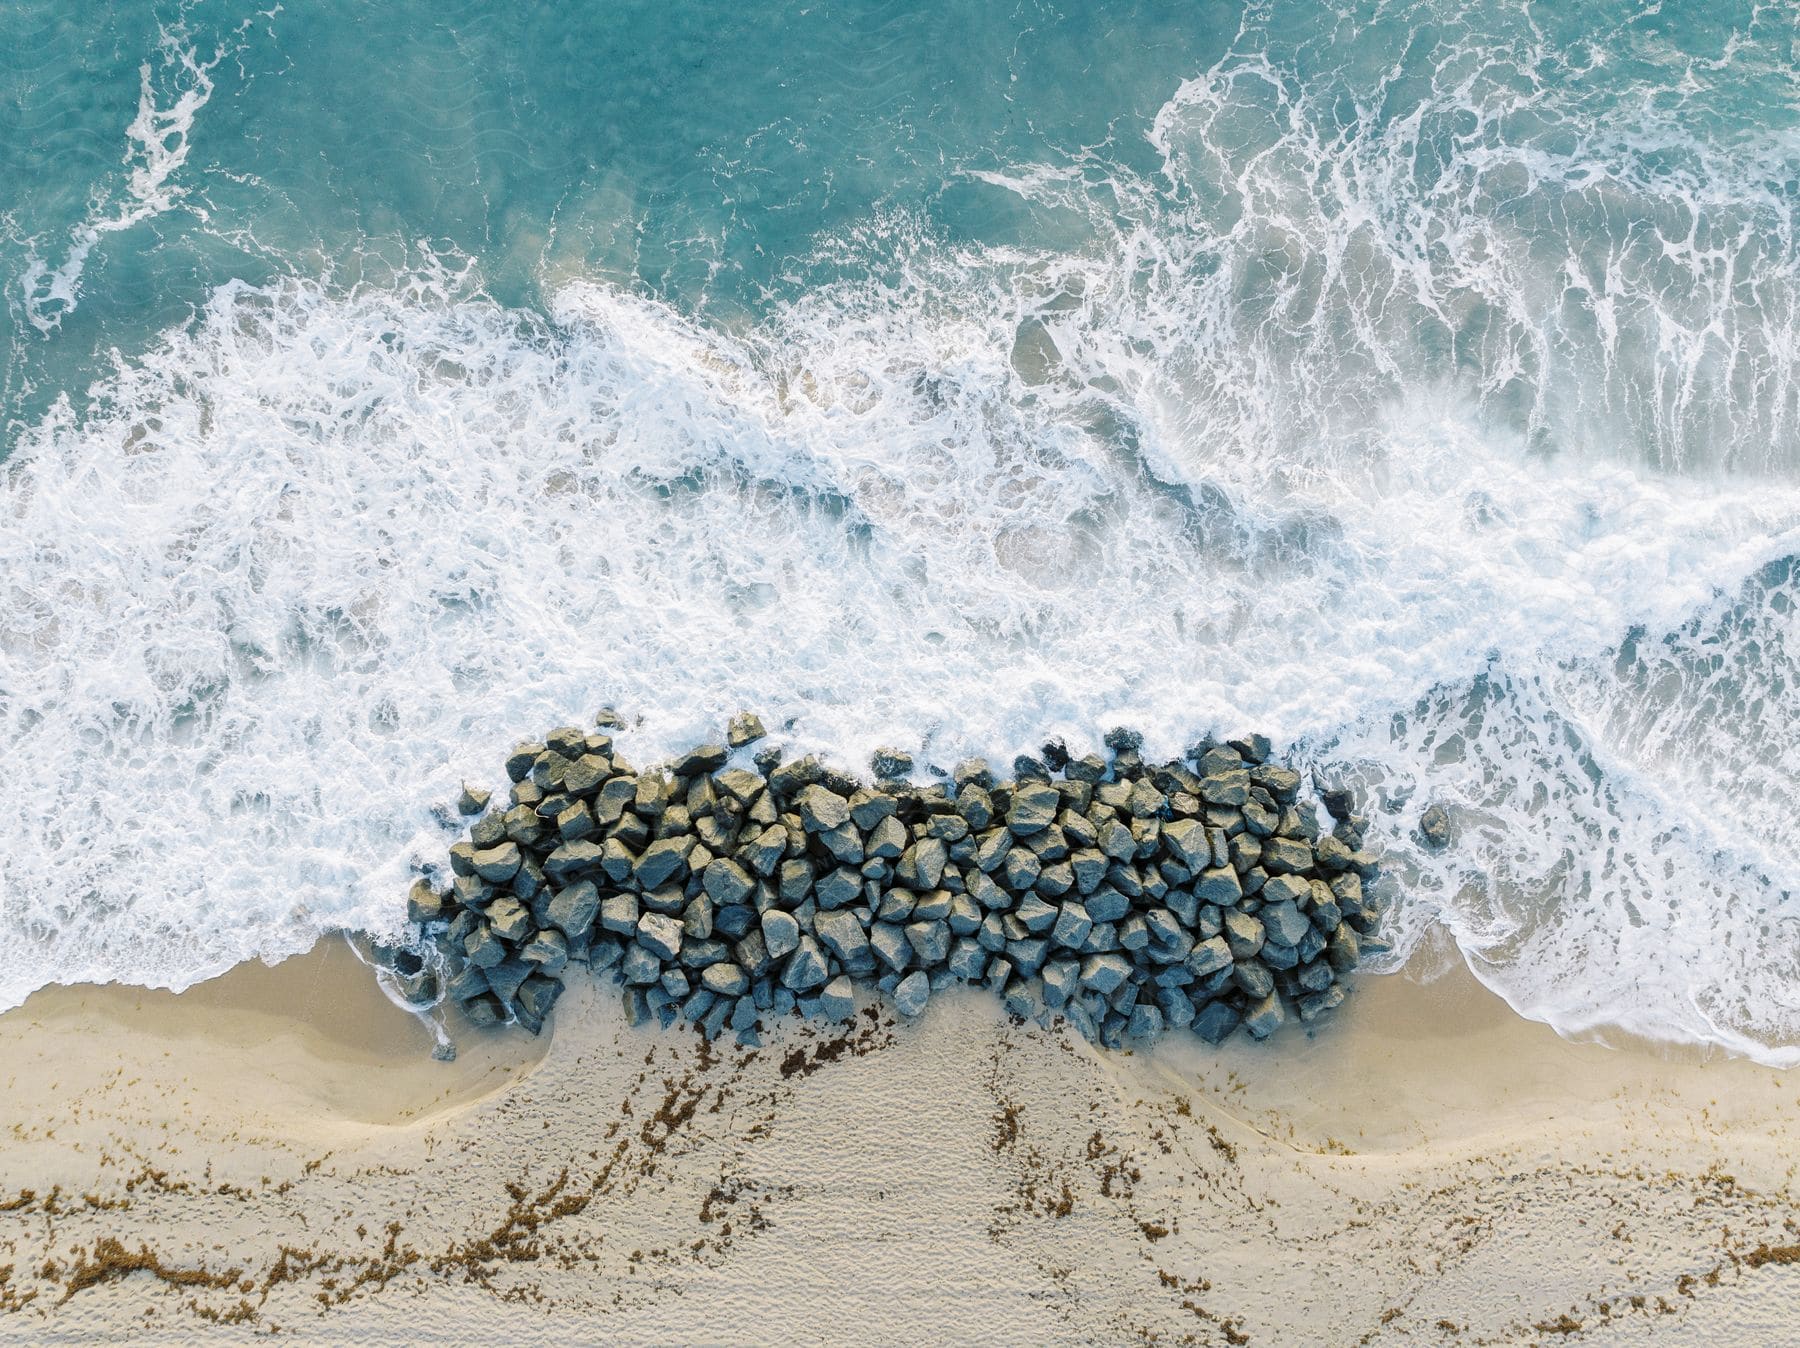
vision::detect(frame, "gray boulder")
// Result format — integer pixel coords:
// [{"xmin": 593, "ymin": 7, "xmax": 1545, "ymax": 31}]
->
[
  {"xmin": 814, "ymin": 909, "xmax": 871, "ymax": 966},
  {"xmin": 819, "ymin": 975, "xmax": 858, "ymax": 1021},
  {"xmin": 797, "ymin": 784, "xmax": 851, "ymax": 832},
  {"xmin": 1420, "ymin": 803, "xmax": 1451, "ymax": 848},
  {"xmin": 1007, "ymin": 782, "xmax": 1061, "ymax": 835},
  {"xmin": 1261, "ymin": 900, "xmax": 1311, "ymax": 948},
  {"xmin": 1193, "ymin": 1000, "xmax": 1240, "ymax": 1044},
  {"xmin": 538, "ymin": 879, "xmax": 598, "ymax": 939},
  {"xmin": 1079, "ymin": 953, "xmax": 1132, "ymax": 995},
  {"xmin": 472, "ymin": 842, "xmax": 523, "ymax": 882},
  {"xmin": 636, "ymin": 911, "xmax": 684, "ymax": 962},
  {"xmin": 1223, "ymin": 911, "xmax": 1266, "ymax": 958},
  {"xmin": 703, "ymin": 857, "xmax": 755, "ymax": 905},
  {"xmin": 893, "ymin": 970, "xmax": 931, "ymax": 1017},
  {"xmin": 761, "ymin": 908, "xmax": 801, "ymax": 960},
  {"xmin": 780, "ymin": 935, "xmax": 830, "ymax": 991},
  {"xmin": 1242, "ymin": 993, "xmax": 1286, "ymax": 1039}
]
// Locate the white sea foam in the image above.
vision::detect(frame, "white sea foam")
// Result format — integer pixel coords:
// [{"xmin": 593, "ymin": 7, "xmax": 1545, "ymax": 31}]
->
[
  {"xmin": 6, "ymin": 17, "xmax": 1800, "ymax": 1064},
  {"xmin": 18, "ymin": 25, "xmax": 221, "ymax": 334}
]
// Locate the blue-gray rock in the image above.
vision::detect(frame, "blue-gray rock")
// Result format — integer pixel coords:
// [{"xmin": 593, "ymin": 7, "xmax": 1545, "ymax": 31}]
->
[
  {"xmin": 1297, "ymin": 959, "xmax": 1335, "ymax": 993},
  {"xmin": 1192, "ymin": 999, "xmax": 1241, "ymax": 1044},
  {"xmin": 1261, "ymin": 940, "xmax": 1299, "ymax": 971},
  {"xmin": 1081, "ymin": 921, "xmax": 1120, "ymax": 954},
  {"xmin": 701, "ymin": 962, "xmax": 751, "ymax": 997},
  {"xmin": 487, "ymin": 896, "xmax": 532, "ymax": 943},
  {"xmin": 544, "ymin": 839, "xmax": 606, "ymax": 883},
  {"xmin": 1259, "ymin": 874, "xmax": 1310, "ymax": 906},
  {"xmin": 817, "ymin": 820, "xmax": 864, "ymax": 865},
  {"xmin": 1015, "ymin": 893, "xmax": 1057, "ymax": 933},
  {"xmin": 620, "ymin": 943, "xmax": 662, "ymax": 985},
  {"xmin": 591, "ymin": 891, "xmax": 636, "ymax": 937},
  {"xmin": 1297, "ymin": 983, "xmax": 1347, "ymax": 1022},
  {"xmin": 780, "ymin": 935, "xmax": 830, "ymax": 991},
  {"xmin": 1127, "ymin": 1003, "xmax": 1165, "ymax": 1042},
  {"xmin": 715, "ymin": 903, "xmax": 756, "ymax": 940},
  {"xmin": 446, "ymin": 964, "xmax": 489, "ymax": 1002},
  {"xmin": 1234, "ymin": 958, "xmax": 1275, "ymax": 999},
  {"xmin": 1006, "ymin": 936, "xmax": 1049, "ymax": 974},
  {"xmin": 1419, "ymin": 803, "xmax": 1451, "ymax": 848},
  {"xmin": 866, "ymin": 815, "xmax": 907, "ymax": 859},
  {"xmin": 910, "ymin": 889, "xmax": 952, "ymax": 922},
  {"xmin": 1162, "ymin": 817, "xmax": 1210, "ymax": 870},
  {"xmin": 1079, "ymin": 953, "xmax": 1132, "ymax": 994},
  {"xmin": 761, "ymin": 908, "xmax": 801, "ymax": 961},
  {"xmin": 634, "ymin": 835, "xmax": 693, "ymax": 889},
  {"xmin": 1118, "ymin": 913, "xmax": 1150, "ymax": 953},
  {"xmin": 905, "ymin": 919, "xmax": 951, "ymax": 966},
  {"xmin": 956, "ymin": 785, "xmax": 996, "ymax": 830},
  {"xmin": 1143, "ymin": 907, "xmax": 1182, "ymax": 946},
  {"xmin": 869, "ymin": 922, "xmax": 912, "ymax": 972},
  {"xmin": 797, "ymin": 784, "xmax": 850, "ymax": 832},
  {"xmin": 1007, "ymin": 782, "xmax": 1061, "ymax": 835},
  {"xmin": 1042, "ymin": 959, "xmax": 1080, "ymax": 1007},
  {"xmin": 947, "ymin": 937, "xmax": 989, "ymax": 981},
  {"xmin": 662, "ymin": 967, "xmax": 692, "ymax": 999},
  {"xmin": 1069, "ymin": 848, "xmax": 1109, "ymax": 894},
  {"xmin": 900, "ymin": 837, "xmax": 949, "ymax": 889},
  {"xmin": 1085, "ymin": 885, "xmax": 1129, "ymax": 924},
  {"xmin": 1223, "ymin": 911, "xmax": 1266, "ymax": 958},
  {"xmin": 472, "ymin": 842, "xmax": 523, "ymax": 883},
  {"xmin": 1004, "ymin": 976, "xmax": 1048, "ymax": 1022},
  {"xmin": 893, "ymin": 970, "xmax": 931, "ymax": 1018},
  {"xmin": 513, "ymin": 974, "xmax": 563, "ymax": 1034},
  {"xmin": 815, "ymin": 866, "xmax": 862, "ymax": 911},
  {"xmin": 1196, "ymin": 867, "xmax": 1243, "ymax": 904},
  {"xmin": 1050, "ymin": 900, "xmax": 1093, "ymax": 951},
  {"xmin": 1198, "ymin": 768, "xmax": 1250, "ymax": 806},
  {"xmin": 813, "ymin": 909, "xmax": 871, "ymax": 966},
  {"xmin": 636, "ymin": 911, "xmax": 684, "ymax": 962},
  {"xmin": 1260, "ymin": 836, "xmax": 1313, "ymax": 874},
  {"xmin": 683, "ymin": 893, "xmax": 714, "ymax": 940},
  {"xmin": 1242, "ymin": 992, "xmax": 1286, "ymax": 1039},
  {"xmin": 464, "ymin": 925, "xmax": 506, "ymax": 969},
  {"xmin": 947, "ymin": 892, "xmax": 983, "ymax": 934},
  {"xmin": 703, "ymin": 857, "xmax": 755, "ymax": 905},
  {"xmin": 819, "ymin": 975, "xmax": 858, "ymax": 1021},
  {"xmin": 1261, "ymin": 900, "xmax": 1311, "ymax": 948},
  {"xmin": 1155, "ymin": 986, "xmax": 1196, "ymax": 1029},
  {"xmin": 1186, "ymin": 936, "xmax": 1233, "ymax": 978}
]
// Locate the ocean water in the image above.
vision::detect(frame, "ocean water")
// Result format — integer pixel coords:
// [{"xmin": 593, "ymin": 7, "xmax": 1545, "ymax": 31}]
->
[{"xmin": 4, "ymin": 0, "xmax": 1800, "ymax": 1064}]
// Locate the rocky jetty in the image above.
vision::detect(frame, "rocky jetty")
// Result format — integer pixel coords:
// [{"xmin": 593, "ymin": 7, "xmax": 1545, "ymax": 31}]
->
[{"xmin": 406, "ymin": 713, "xmax": 1388, "ymax": 1048}]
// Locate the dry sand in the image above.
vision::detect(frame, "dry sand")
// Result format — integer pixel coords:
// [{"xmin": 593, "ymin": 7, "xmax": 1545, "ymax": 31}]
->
[{"xmin": 0, "ymin": 940, "xmax": 1795, "ymax": 1345}]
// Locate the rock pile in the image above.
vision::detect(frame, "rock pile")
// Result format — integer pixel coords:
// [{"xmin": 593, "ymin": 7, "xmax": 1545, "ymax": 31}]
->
[{"xmin": 407, "ymin": 713, "xmax": 1387, "ymax": 1048}]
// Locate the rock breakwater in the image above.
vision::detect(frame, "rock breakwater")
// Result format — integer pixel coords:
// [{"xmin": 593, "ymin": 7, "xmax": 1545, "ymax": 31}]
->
[{"xmin": 405, "ymin": 714, "xmax": 1388, "ymax": 1048}]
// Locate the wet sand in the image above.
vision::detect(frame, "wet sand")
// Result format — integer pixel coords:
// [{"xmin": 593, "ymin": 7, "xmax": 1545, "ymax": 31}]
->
[{"xmin": 0, "ymin": 944, "xmax": 1795, "ymax": 1344}]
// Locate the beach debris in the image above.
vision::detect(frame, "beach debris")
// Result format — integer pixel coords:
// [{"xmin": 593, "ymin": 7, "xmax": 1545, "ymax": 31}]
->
[{"xmin": 405, "ymin": 718, "xmax": 1389, "ymax": 1048}]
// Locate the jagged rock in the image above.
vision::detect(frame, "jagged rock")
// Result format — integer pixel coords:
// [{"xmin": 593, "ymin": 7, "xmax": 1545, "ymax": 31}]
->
[
  {"xmin": 1187, "ymin": 999, "xmax": 1236, "ymax": 1043},
  {"xmin": 1079, "ymin": 952, "xmax": 1132, "ymax": 994},
  {"xmin": 1223, "ymin": 911, "xmax": 1266, "ymax": 959},
  {"xmin": 1260, "ymin": 836, "xmax": 1313, "ymax": 874},
  {"xmin": 1196, "ymin": 866, "xmax": 1243, "ymax": 905},
  {"xmin": 893, "ymin": 970, "xmax": 930, "ymax": 1017},
  {"xmin": 1420, "ymin": 803, "xmax": 1451, "ymax": 848},
  {"xmin": 814, "ymin": 909, "xmax": 871, "ymax": 967},
  {"xmin": 472, "ymin": 842, "xmax": 523, "ymax": 882},
  {"xmin": 464, "ymin": 925, "xmax": 506, "ymax": 969},
  {"xmin": 702, "ymin": 857, "xmax": 755, "ymax": 906},
  {"xmin": 819, "ymin": 975, "xmax": 858, "ymax": 1021},
  {"xmin": 702, "ymin": 962, "xmax": 751, "ymax": 997},
  {"xmin": 1242, "ymin": 992, "xmax": 1286, "ymax": 1039},
  {"xmin": 727, "ymin": 712, "xmax": 767, "ymax": 747},
  {"xmin": 458, "ymin": 783, "xmax": 492, "ymax": 816},
  {"xmin": 636, "ymin": 912, "xmax": 684, "ymax": 962},
  {"xmin": 487, "ymin": 897, "xmax": 533, "ymax": 943},
  {"xmin": 797, "ymin": 784, "xmax": 850, "ymax": 833},
  {"xmin": 760, "ymin": 908, "xmax": 801, "ymax": 960},
  {"xmin": 1007, "ymin": 781, "xmax": 1061, "ymax": 835},
  {"xmin": 407, "ymin": 879, "xmax": 446, "ymax": 925},
  {"xmin": 1261, "ymin": 900, "xmax": 1311, "ymax": 948}
]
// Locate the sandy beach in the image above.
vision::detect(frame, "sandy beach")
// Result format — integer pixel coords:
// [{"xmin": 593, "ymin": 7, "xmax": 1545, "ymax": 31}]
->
[{"xmin": 0, "ymin": 945, "xmax": 1793, "ymax": 1345}]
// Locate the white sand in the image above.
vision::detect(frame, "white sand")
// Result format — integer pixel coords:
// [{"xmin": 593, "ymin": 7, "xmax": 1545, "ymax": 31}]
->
[{"xmin": 0, "ymin": 942, "xmax": 1795, "ymax": 1344}]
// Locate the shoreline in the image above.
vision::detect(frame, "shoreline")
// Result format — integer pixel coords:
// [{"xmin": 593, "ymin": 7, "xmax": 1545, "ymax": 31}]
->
[{"xmin": 0, "ymin": 943, "xmax": 1796, "ymax": 1343}]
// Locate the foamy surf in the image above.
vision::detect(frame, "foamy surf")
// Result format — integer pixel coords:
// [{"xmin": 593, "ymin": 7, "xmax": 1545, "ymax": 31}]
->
[{"xmin": 2, "ymin": 246, "xmax": 1800, "ymax": 1063}]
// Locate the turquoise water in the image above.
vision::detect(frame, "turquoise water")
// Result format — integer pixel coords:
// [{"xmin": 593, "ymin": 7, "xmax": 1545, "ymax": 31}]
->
[{"xmin": 4, "ymin": 1, "xmax": 1800, "ymax": 1062}]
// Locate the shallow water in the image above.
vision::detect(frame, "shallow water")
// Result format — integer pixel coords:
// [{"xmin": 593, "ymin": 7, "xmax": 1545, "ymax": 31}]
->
[{"xmin": 3, "ymin": 0, "xmax": 1799, "ymax": 1064}]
